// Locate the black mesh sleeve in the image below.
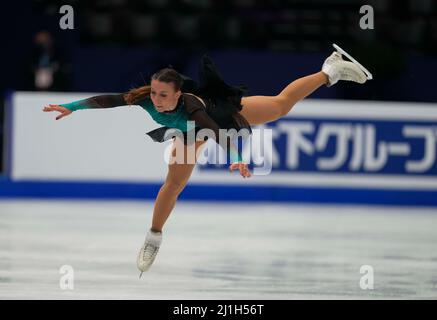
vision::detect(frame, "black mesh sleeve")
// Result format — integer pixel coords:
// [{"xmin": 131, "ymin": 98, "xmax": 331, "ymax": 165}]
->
[
  {"xmin": 61, "ymin": 94, "xmax": 127, "ymax": 111},
  {"xmin": 85, "ymin": 94, "xmax": 127, "ymax": 108}
]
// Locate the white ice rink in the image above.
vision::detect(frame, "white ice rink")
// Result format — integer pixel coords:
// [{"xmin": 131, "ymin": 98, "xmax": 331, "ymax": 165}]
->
[{"xmin": 1, "ymin": 200, "xmax": 437, "ymax": 300}]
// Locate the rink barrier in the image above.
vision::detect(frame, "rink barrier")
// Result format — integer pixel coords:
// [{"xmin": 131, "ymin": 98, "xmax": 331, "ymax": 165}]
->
[
  {"xmin": 3, "ymin": 92, "xmax": 437, "ymax": 206},
  {"xmin": 1, "ymin": 178, "xmax": 437, "ymax": 206}
]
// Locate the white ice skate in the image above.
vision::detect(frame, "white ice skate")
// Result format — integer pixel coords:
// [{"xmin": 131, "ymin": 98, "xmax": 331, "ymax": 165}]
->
[
  {"xmin": 322, "ymin": 43, "xmax": 372, "ymax": 87},
  {"xmin": 137, "ymin": 230, "xmax": 162, "ymax": 277}
]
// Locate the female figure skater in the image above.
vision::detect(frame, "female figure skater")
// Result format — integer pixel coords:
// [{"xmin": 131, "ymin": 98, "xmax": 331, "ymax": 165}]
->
[{"xmin": 43, "ymin": 49, "xmax": 369, "ymax": 275}]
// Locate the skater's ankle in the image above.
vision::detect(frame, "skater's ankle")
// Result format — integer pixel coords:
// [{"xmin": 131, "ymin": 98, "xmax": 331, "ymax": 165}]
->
[
  {"xmin": 150, "ymin": 228, "xmax": 162, "ymax": 234},
  {"xmin": 320, "ymin": 71, "xmax": 329, "ymax": 85}
]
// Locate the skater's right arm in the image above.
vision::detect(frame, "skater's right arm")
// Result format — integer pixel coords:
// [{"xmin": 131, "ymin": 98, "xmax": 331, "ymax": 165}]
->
[{"xmin": 43, "ymin": 93, "xmax": 128, "ymax": 120}]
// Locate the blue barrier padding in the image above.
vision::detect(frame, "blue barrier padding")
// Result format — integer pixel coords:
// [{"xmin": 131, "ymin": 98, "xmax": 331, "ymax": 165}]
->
[{"xmin": 1, "ymin": 179, "xmax": 436, "ymax": 207}]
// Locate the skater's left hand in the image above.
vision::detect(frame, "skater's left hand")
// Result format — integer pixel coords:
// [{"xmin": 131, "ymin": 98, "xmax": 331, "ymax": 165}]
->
[{"xmin": 229, "ymin": 162, "xmax": 251, "ymax": 179}]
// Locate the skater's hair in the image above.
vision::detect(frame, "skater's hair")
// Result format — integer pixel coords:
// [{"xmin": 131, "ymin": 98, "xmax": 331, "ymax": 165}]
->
[{"xmin": 124, "ymin": 68, "xmax": 184, "ymax": 105}]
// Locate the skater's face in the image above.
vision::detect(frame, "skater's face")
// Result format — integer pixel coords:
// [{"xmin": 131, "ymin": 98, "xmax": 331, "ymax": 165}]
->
[{"xmin": 150, "ymin": 80, "xmax": 182, "ymax": 113}]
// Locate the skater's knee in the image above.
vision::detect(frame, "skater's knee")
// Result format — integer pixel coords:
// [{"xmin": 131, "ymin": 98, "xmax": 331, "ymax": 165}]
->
[
  {"xmin": 162, "ymin": 179, "xmax": 188, "ymax": 196},
  {"xmin": 275, "ymin": 95, "xmax": 294, "ymax": 117}
]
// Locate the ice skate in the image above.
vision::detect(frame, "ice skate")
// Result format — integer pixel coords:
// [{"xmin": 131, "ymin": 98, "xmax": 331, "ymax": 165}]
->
[
  {"xmin": 137, "ymin": 230, "xmax": 162, "ymax": 277},
  {"xmin": 322, "ymin": 44, "xmax": 372, "ymax": 87}
]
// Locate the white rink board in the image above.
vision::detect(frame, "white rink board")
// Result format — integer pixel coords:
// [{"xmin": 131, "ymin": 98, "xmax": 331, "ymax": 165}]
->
[
  {"xmin": 10, "ymin": 92, "xmax": 169, "ymax": 182},
  {"xmin": 8, "ymin": 92, "xmax": 437, "ymax": 191}
]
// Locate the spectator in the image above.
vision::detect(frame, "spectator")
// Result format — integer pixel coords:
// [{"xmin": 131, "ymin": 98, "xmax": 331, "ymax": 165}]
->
[{"xmin": 25, "ymin": 30, "xmax": 70, "ymax": 91}]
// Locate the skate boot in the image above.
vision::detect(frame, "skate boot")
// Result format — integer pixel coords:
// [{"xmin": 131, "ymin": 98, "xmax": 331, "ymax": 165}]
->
[
  {"xmin": 322, "ymin": 43, "xmax": 372, "ymax": 87},
  {"xmin": 137, "ymin": 229, "xmax": 162, "ymax": 277}
]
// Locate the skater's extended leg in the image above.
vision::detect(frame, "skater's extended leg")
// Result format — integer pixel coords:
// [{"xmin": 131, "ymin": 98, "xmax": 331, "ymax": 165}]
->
[
  {"xmin": 239, "ymin": 72, "xmax": 328, "ymax": 125},
  {"xmin": 239, "ymin": 51, "xmax": 368, "ymax": 125}
]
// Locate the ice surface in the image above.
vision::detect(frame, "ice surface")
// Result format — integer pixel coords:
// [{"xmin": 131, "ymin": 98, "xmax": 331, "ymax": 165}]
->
[{"xmin": 1, "ymin": 200, "xmax": 437, "ymax": 299}]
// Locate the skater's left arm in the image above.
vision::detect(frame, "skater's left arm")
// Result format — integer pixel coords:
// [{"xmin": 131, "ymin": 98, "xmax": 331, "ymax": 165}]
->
[{"xmin": 189, "ymin": 109, "xmax": 251, "ymax": 179}]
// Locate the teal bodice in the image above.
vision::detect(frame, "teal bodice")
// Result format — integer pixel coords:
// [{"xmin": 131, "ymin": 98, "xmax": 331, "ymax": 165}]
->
[{"xmin": 138, "ymin": 98, "xmax": 195, "ymax": 132}]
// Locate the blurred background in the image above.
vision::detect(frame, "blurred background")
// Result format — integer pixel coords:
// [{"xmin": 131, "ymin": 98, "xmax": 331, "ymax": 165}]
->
[
  {"xmin": 1, "ymin": 0, "xmax": 437, "ymax": 299},
  {"xmin": 1, "ymin": 0, "xmax": 437, "ymax": 173}
]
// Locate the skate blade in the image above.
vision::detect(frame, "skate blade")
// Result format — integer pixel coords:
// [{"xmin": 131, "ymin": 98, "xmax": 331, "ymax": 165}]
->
[
  {"xmin": 139, "ymin": 272, "xmax": 143, "ymax": 279},
  {"xmin": 333, "ymin": 43, "xmax": 373, "ymax": 80}
]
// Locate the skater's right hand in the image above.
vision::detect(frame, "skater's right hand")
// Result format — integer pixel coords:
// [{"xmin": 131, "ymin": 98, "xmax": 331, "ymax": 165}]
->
[
  {"xmin": 43, "ymin": 104, "xmax": 72, "ymax": 120},
  {"xmin": 229, "ymin": 162, "xmax": 252, "ymax": 179}
]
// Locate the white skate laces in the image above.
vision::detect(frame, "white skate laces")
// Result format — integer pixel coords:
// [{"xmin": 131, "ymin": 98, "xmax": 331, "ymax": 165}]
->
[
  {"xmin": 137, "ymin": 230, "xmax": 162, "ymax": 277},
  {"xmin": 322, "ymin": 43, "xmax": 372, "ymax": 87}
]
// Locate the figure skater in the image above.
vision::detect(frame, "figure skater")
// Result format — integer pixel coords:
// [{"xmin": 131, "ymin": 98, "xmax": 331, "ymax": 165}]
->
[{"xmin": 43, "ymin": 47, "xmax": 370, "ymax": 276}]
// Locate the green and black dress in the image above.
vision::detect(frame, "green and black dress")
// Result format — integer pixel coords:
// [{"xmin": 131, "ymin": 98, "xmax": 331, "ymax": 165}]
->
[{"xmin": 60, "ymin": 55, "xmax": 252, "ymax": 163}]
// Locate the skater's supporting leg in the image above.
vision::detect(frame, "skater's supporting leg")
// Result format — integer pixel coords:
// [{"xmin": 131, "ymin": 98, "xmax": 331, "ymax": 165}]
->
[{"xmin": 151, "ymin": 140, "xmax": 206, "ymax": 232}]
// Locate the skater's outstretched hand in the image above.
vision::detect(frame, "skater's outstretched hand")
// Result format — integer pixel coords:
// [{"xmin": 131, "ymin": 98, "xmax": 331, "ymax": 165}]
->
[
  {"xmin": 229, "ymin": 162, "xmax": 251, "ymax": 179},
  {"xmin": 43, "ymin": 104, "xmax": 72, "ymax": 120}
]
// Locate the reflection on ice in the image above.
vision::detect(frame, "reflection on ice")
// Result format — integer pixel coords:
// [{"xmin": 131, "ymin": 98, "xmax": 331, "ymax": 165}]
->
[{"xmin": 1, "ymin": 200, "xmax": 437, "ymax": 299}]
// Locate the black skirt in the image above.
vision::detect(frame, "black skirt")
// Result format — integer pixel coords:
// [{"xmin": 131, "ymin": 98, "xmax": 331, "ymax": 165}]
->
[
  {"xmin": 146, "ymin": 54, "xmax": 252, "ymax": 145},
  {"xmin": 146, "ymin": 126, "xmax": 209, "ymax": 145}
]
